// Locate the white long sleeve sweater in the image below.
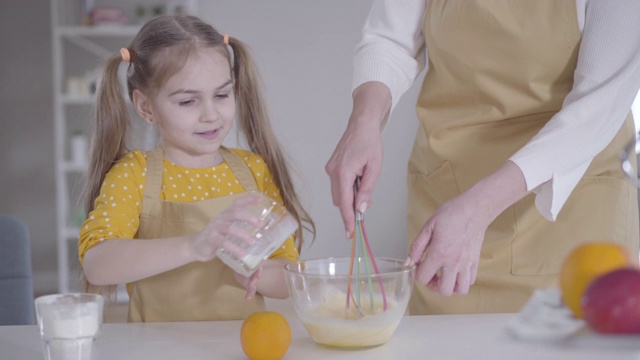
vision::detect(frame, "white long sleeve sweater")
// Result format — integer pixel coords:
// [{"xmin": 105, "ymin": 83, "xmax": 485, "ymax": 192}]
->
[{"xmin": 353, "ymin": 0, "xmax": 640, "ymax": 220}]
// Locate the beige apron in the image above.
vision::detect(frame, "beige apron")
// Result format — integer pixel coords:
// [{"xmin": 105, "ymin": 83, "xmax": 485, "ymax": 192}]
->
[
  {"xmin": 408, "ymin": 0, "xmax": 638, "ymax": 314},
  {"xmin": 127, "ymin": 146, "xmax": 265, "ymax": 322}
]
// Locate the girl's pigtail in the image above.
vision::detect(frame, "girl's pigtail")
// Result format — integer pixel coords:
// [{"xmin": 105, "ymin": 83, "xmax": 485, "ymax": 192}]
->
[
  {"xmin": 84, "ymin": 55, "xmax": 131, "ymax": 213},
  {"xmin": 228, "ymin": 37, "xmax": 316, "ymax": 252},
  {"xmin": 81, "ymin": 54, "xmax": 131, "ymax": 297}
]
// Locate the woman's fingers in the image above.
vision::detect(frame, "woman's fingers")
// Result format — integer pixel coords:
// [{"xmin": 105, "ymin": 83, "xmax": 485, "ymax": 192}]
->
[
  {"xmin": 325, "ymin": 116, "xmax": 383, "ymax": 240},
  {"xmin": 407, "ymin": 222, "xmax": 433, "ymax": 266},
  {"xmin": 355, "ymin": 170, "xmax": 379, "ymax": 213},
  {"xmin": 411, "ymin": 225, "xmax": 474, "ymax": 296},
  {"xmin": 418, "ymin": 255, "xmax": 475, "ymax": 296},
  {"xmin": 454, "ymin": 265, "xmax": 471, "ymax": 295},
  {"xmin": 333, "ymin": 173, "xmax": 357, "ymax": 239},
  {"xmin": 409, "ymin": 196, "xmax": 486, "ymax": 297},
  {"xmin": 421, "ymin": 264, "xmax": 471, "ymax": 296},
  {"xmin": 415, "ymin": 254, "xmax": 440, "ymax": 287},
  {"xmin": 470, "ymin": 261, "xmax": 478, "ymax": 286},
  {"xmin": 437, "ymin": 266, "xmax": 458, "ymax": 296}
]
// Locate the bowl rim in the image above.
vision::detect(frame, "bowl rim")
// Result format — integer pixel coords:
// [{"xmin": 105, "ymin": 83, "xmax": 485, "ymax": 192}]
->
[{"xmin": 284, "ymin": 256, "xmax": 415, "ymax": 279}]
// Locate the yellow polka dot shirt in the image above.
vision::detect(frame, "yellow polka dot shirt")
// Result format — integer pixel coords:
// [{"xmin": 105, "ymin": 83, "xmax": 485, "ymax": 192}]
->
[{"xmin": 78, "ymin": 148, "xmax": 299, "ymax": 264}]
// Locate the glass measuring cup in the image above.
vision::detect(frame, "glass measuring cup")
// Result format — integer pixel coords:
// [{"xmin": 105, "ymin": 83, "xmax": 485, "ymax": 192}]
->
[{"xmin": 216, "ymin": 191, "xmax": 299, "ymax": 277}]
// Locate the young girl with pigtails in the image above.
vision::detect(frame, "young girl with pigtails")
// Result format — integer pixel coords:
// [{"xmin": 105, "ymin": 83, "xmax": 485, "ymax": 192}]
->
[{"xmin": 78, "ymin": 15, "xmax": 315, "ymax": 322}]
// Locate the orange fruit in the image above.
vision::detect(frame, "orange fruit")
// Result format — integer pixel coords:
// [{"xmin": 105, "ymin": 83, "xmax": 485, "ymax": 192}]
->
[
  {"xmin": 559, "ymin": 242, "xmax": 632, "ymax": 318},
  {"xmin": 240, "ymin": 311, "xmax": 291, "ymax": 360}
]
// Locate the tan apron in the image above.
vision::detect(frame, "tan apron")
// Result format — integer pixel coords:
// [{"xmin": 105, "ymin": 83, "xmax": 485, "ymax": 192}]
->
[
  {"xmin": 127, "ymin": 146, "xmax": 265, "ymax": 322},
  {"xmin": 408, "ymin": 0, "xmax": 639, "ymax": 314}
]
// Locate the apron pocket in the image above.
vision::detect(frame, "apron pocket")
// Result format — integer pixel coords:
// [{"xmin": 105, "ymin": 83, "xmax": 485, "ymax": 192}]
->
[
  {"xmin": 411, "ymin": 161, "xmax": 461, "ymax": 205},
  {"xmin": 407, "ymin": 161, "xmax": 461, "ymax": 241},
  {"xmin": 511, "ymin": 176, "xmax": 631, "ymax": 276}
]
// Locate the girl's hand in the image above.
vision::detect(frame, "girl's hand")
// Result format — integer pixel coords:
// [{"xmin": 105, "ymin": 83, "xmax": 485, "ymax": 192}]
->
[
  {"xmin": 189, "ymin": 194, "xmax": 264, "ymax": 262},
  {"xmin": 234, "ymin": 267, "xmax": 263, "ymax": 300}
]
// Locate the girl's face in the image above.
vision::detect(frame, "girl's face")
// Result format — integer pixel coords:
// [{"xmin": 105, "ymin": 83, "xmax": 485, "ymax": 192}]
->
[{"xmin": 136, "ymin": 47, "xmax": 235, "ymax": 168}]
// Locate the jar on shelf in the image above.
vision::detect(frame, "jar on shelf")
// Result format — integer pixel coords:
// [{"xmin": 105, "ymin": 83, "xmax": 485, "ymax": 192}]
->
[{"xmin": 70, "ymin": 131, "xmax": 88, "ymax": 167}]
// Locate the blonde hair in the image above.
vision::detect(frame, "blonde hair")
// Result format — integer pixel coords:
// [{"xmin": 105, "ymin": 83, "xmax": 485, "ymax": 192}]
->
[{"xmin": 82, "ymin": 15, "xmax": 315, "ymax": 294}]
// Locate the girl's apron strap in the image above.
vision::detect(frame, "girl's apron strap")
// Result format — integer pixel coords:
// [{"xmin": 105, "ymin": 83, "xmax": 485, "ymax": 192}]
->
[
  {"xmin": 140, "ymin": 146, "xmax": 164, "ymax": 219},
  {"xmin": 219, "ymin": 147, "xmax": 259, "ymax": 193}
]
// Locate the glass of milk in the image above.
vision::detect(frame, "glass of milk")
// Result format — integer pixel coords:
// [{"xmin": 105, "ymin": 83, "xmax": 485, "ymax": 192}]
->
[
  {"xmin": 216, "ymin": 191, "xmax": 299, "ymax": 277},
  {"xmin": 34, "ymin": 293, "xmax": 104, "ymax": 360}
]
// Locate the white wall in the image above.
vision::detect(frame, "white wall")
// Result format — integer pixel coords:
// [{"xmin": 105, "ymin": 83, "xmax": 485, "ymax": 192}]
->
[{"xmin": 199, "ymin": 1, "xmax": 421, "ymax": 260}]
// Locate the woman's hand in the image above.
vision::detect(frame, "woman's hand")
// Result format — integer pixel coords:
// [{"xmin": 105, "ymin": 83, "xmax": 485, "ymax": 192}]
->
[
  {"xmin": 406, "ymin": 161, "xmax": 529, "ymax": 296},
  {"xmin": 325, "ymin": 81, "xmax": 391, "ymax": 238},
  {"xmin": 325, "ymin": 118, "xmax": 382, "ymax": 237},
  {"xmin": 407, "ymin": 196, "xmax": 487, "ymax": 295},
  {"xmin": 189, "ymin": 194, "xmax": 264, "ymax": 262}
]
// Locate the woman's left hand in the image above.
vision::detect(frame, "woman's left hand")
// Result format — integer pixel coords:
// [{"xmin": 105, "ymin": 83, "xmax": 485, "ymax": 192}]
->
[
  {"xmin": 235, "ymin": 267, "xmax": 263, "ymax": 300},
  {"xmin": 406, "ymin": 161, "xmax": 528, "ymax": 296},
  {"xmin": 406, "ymin": 196, "xmax": 488, "ymax": 296}
]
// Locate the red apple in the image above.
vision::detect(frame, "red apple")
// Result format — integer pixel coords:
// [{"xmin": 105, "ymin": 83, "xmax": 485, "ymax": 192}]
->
[{"xmin": 581, "ymin": 267, "xmax": 640, "ymax": 334}]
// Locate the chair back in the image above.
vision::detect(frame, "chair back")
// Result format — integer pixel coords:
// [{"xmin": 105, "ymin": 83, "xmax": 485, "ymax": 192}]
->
[{"xmin": 0, "ymin": 215, "xmax": 35, "ymax": 325}]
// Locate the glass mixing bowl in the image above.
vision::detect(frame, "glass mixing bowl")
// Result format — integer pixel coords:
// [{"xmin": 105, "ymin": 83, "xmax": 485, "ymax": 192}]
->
[{"xmin": 284, "ymin": 257, "xmax": 415, "ymax": 348}]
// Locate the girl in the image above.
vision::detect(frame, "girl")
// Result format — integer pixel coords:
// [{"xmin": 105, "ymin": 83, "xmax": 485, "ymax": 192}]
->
[{"xmin": 78, "ymin": 15, "xmax": 315, "ymax": 322}]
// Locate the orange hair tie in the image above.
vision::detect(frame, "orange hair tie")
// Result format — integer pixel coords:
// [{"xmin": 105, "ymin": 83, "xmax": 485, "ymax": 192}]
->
[
  {"xmin": 222, "ymin": 33, "xmax": 229, "ymax": 45},
  {"xmin": 120, "ymin": 48, "xmax": 131, "ymax": 62}
]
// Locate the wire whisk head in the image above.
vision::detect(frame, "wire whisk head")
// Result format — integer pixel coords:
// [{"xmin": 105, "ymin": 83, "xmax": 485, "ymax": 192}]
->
[{"xmin": 346, "ymin": 176, "xmax": 387, "ymax": 319}]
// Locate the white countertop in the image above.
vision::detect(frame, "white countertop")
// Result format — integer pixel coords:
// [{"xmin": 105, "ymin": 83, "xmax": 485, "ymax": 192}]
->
[{"xmin": 3, "ymin": 313, "xmax": 640, "ymax": 360}]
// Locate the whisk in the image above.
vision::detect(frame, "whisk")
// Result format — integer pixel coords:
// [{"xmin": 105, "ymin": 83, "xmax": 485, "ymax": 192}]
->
[{"xmin": 346, "ymin": 176, "xmax": 387, "ymax": 319}]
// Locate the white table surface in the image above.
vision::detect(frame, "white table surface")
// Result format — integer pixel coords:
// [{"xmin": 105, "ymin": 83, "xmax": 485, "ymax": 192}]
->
[{"xmin": 3, "ymin": 313, "xmax": 640, "ymax": 360}]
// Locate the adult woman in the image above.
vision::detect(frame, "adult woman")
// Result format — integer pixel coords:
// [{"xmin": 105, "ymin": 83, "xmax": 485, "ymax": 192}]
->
[{"xmin": 326, "ymin": 0, "xmax": 640, "ymax": 314}]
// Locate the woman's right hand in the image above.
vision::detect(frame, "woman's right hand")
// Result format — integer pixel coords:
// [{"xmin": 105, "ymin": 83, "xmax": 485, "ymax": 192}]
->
[
  {"xmin": 325, "ymin": 81, "xmax": 391, "ymax": 238},
  {"xmin": 189, "ymin": 194, "xmax": 264, "ymax": 262}
]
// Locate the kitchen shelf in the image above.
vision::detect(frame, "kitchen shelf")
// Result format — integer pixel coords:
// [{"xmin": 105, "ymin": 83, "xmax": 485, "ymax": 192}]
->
[
  {"xmin": 50, "ymin": 0, "xmax": 141, "ymax": 294},
  {"xmin": 60, "ymin": 94, "xmax": 95, "ymax": 105},
  {"xmin": 51, "ymin": 0, "xmax": 199, "ymax": 295},
  {"xmin": 61, "ymin": 160, "xmax": 87, "ymax": 172},
  {"xmin": 57, "ymin": 25, "xmax": 141, "ymax": 37},
  {"xmin": 63, "ymin": 227, "xmax": 80, "ymax": 240}
]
